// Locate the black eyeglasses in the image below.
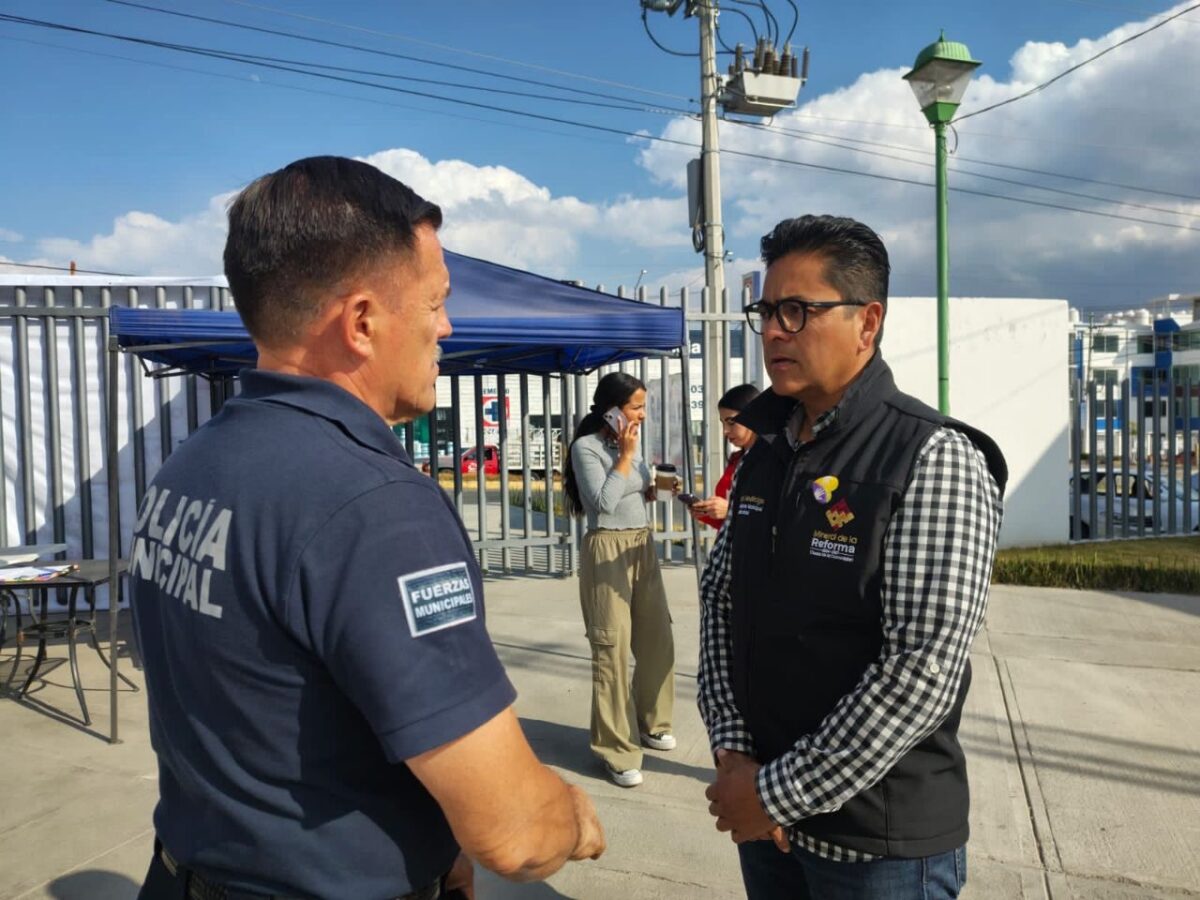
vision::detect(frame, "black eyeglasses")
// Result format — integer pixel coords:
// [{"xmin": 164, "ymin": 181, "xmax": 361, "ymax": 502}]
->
[{"xmin": 743, "ymin": 297, "xmax": 867, "ymax": 335}]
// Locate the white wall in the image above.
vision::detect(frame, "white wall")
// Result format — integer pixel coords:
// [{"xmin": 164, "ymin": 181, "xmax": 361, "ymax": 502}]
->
[{"xmin": 883, "ymin": 297, "xmax": 1069, "ymax": 548}]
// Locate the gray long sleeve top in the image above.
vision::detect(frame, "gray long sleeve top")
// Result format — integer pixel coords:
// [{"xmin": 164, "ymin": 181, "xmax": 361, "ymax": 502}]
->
[{"xmin": 571, "ymin": 431, "xmax": 652, "ymax": 532}]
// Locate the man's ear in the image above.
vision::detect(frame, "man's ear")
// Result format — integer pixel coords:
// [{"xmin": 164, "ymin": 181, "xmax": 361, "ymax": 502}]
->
[
  {"xmin": 337, "ymin": 290, "xmax": 380, "ymax": 360},
  {"xmin": 859, "ymin": 301, "xmax": 884, "ymax": 351}
]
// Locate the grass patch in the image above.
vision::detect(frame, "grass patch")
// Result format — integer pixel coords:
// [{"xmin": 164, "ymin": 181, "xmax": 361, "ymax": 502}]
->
[
  {"xmin": 994, "ymin": 536, "xmax": 1200, "ymax": 594},
  {"xmin": 508, "ymin": 487, "xmax": 566, "ymax": 517}
]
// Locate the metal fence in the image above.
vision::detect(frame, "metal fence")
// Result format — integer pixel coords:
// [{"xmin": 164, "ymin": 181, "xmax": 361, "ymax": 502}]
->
[
  {"xmin": 1, "ymin": 282, "xmax": 232, "ymax": 607},
  {"xmin": 1, "ymin": 278, "xmax": 758, "ymax": 590},
  {"xmin": 360, "ymin": 282, "xmax": 757, "ymax": 575},
  {"xmin": 1068, "ymin": 373, "xmax": 1199, "ymax": 540}
]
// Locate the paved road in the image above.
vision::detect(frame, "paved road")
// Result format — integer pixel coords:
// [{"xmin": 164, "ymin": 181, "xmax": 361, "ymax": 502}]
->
[{"xmin": 1, "ymin": 574, "xmax": 1196, "ymax": 899}]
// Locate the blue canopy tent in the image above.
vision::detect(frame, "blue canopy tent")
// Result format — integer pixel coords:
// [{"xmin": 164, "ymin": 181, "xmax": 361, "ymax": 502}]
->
[
  {"xmin": 100, "ymin": 251, "xmax": 693, "ymax": 742},
  {"xmin": 109, "ymin": 251, "xmax": 686, "ymax": 378}
]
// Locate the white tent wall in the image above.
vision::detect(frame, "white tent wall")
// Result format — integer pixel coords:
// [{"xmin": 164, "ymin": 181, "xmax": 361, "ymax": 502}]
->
[{"xmin": 1, "ymin": 277, "xmax": 227, "ymax": 609}]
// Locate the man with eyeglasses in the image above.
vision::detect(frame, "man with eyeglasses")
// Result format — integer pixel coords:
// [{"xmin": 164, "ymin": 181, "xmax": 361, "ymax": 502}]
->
[{"xmin": 698, "ymin": 215, "xmax": 1007, "ymax": 899}]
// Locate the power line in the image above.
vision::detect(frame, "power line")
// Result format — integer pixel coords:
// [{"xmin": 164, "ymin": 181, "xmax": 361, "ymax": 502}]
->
[
  {"xmin": 1, "ymin": 12, "xmax": 699, "ymax": 121},
  {"xmin": 715, "ymin": 144, "xmax": 1200, "ymax": 234},
  {"xmin": 102, "ymin": 0, "xmax": 688, "ymax": 109},
  {"xmin": 5, "ymin": 13, "xmax": 1199, "ymax": 237},
  {"xmin": 1059, "ymin": 0, "xmax": 1200, "ymax": 27},
  {"xmin": 728, "ymin": 119, "xmax": 1200, "ymax": 218},
  {"xmin": 38, "ymin": 6, "xmax": 694, "ymax": 117},
  {"xmin": 180, "ymin": 43, "xmax": 682, "ymax": 115},
  {"xmin": 217, "ymin": 0, "xmax": 696, "ymax": 100},
  {"xmin": 716, "ymin": 27, "xmax": 740, "ymax": 57},
  {"xmin": 641, "ymin": 9, "xmax": 698, "ymax": 58},
  {"xmin": 49, "ymin": 5, "xmax": 1199, "ymax": 202},
  {"xmin": 718, "ymin": 5, "xmax": 761, "ymax": 46},
  {"xmin": 785, "ymin": 109, "xmax": 1171, "ymax": 155},
  {"xmin": 0, "ymin": 260, "xmax": 134, "ymax": 276},
  {"xmin": 781, "ymin": 0, "xmax": 799, "ymax": 46},
  {"xmin": 0, "ymin": 33, "xmax": 647, "ymax": 154},
  {"xmin": 82, "ymin": 4, "xmax": 1200, "ymax": 188},
  {"xmin": 0, "ymin": 14, "xmax": 693, "ymax": 130},
  {"xmin": 736, "ymin": 119, "xmax": 1200, "ymax": 202},
  {"xmin": 728, "ymin": 0, "xmax": 777, "ymax": 45},
  {"xmin": 958, "ymin": 0, "xmax": 1200, "ymax": 121},
  {"xmin": 133, "ymin": 0, "xmax": 1170, "ymax": 158}
]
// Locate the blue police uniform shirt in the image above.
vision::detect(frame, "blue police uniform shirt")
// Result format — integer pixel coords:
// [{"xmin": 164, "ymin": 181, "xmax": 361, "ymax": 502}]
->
[{"xmin": 128, "ymin": 369, "xmax": 517, "ymax": 899}]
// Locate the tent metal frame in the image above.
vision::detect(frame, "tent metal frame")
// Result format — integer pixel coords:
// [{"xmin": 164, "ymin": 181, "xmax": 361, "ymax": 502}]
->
[{"xmin": 103, "ymin": 310, "xmax": 699, "ymax": 745}]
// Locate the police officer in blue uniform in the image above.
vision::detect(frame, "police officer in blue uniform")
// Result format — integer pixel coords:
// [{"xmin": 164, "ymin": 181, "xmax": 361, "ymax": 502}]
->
[{"xmin": 129, "ymin": 156, "xmax": 605, "ymax": 900}]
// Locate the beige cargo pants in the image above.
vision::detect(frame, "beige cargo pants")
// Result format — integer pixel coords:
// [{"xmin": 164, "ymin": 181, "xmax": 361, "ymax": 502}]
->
[{"xmin": 578, "ymin": 527, "xmax": 675, "ymax": 772}]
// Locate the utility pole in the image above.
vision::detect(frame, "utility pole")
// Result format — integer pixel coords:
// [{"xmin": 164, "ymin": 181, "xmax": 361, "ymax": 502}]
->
[
  {"xmin": 641, "ymin": 0, "xmax": 804, "ymax": 496},
  {"xmin": 698, "ymin": 0, "xmax": 727, "ymax": 496}
]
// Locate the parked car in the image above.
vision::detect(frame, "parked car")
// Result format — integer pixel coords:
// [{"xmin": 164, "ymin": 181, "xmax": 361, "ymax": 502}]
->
[
  {"xmin": 1070, "ymin": 470, "xmax": 1200, "ymax": 538},
  {"xmin": 419, "ymin": 443, "xmax": 562, "ymax": 477},
  {"xmin": 418, "ymin": 446, "xmax": 491, "ymax": 475},
  {"xmin": 458, "ymin": 445, "xmax": 501, "ymax": 476}
]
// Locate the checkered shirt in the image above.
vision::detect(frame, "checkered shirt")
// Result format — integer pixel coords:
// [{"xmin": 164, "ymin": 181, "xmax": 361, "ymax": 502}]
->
[{"xmin": 697, "ymin": 407, "xmax": 1003, "ymax": 862}]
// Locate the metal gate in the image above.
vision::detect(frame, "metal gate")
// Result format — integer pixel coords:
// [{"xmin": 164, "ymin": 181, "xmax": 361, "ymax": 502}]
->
[
  {"xmin": 3, "ymin": 277, "xmax": 761, "ymax": 581},
  {"xmin": 1068, "ymin": 373, "xmax": 1198, "ymax": 540}
]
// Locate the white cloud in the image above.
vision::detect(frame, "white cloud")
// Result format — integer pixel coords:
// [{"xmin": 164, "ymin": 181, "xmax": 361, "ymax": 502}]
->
[
  {"xmin": 31, "ymin": 194, "xmax": 233, "ymax": 276},
  {"xmin": 362, "ymin": 149, "xmax": 689, "ymax": 270},
  {"xmin": 362, "ymin": 149, "xmax": 600, "ymax": 271},
  {"xmin": 601, "ymin": 197, "xmax": 690, "ymax": 250},
  {"xmin": 0, "ymin": 228, "xmax": 22, "ymax": 243},
  {"xmin": 1, "ymin": 149, "xmax": 690, "ymax": 279},
  {"xmin": 636, "ymin": 3, "xmax": 1200, "ymax": 306}
]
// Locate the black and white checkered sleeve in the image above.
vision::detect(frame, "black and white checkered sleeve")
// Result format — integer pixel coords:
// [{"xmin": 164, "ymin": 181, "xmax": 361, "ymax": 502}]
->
[
  {"xmin": 697, "ymin": 465, "xmax": 756, "ymax": 756},
  {"xmin": 755, "ymin": 427, "xmax": 1003, "ymax": 826}
]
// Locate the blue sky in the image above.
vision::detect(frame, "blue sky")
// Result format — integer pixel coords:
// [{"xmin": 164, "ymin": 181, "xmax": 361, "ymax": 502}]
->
[{"xmin": 1, "ymin": 0, "xmax": 1197, "ymax": 309}]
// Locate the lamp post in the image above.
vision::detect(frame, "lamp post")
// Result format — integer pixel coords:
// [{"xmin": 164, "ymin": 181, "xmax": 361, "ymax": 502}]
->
[{"xmin": 904, "ymin": 32, "xmax": 980, "ymax": 414}]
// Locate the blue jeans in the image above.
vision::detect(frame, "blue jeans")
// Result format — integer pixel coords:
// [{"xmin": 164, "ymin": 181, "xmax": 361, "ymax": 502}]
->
[{"xmin": 738, "ymin": 839, "xmax": 967, "ymax": 900}]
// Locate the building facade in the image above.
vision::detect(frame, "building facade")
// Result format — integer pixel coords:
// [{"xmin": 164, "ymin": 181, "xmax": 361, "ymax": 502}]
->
[{"xmin": 1069, "ymin": 293, "xmax": 1200, "ymax": 456}]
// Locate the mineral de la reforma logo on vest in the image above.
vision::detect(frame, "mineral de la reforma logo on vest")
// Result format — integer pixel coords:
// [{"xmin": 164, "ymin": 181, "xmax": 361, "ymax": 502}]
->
[{"xmin": 811, "ymin": 497, "xmax": 858, "ymax": 563}]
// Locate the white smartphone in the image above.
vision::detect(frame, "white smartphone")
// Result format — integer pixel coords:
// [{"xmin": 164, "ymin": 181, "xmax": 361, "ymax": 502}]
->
[{"xmin": 603, "ymin": 406, "xmax": 628, "ymax": 433}]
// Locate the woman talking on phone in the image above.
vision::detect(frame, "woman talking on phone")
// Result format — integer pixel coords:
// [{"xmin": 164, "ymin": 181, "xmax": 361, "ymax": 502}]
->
[{"xmin": 563, "ymin": 371, "xmax": 675, "ymax": 788}]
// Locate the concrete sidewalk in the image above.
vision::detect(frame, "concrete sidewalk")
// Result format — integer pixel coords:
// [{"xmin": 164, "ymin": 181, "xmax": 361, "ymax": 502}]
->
[{"xmin": 1, "ymin": 573, "xmax": 1197, "ymax": 899}]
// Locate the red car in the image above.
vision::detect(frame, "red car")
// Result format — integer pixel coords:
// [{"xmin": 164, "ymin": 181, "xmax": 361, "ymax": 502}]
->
[
  {"xmin": 420, "ymin": 445, "xmax": 501, "ymax": 475},
  {"xmin": 458, "ymin": 445, "xmax": 501, "ymax": 475}
]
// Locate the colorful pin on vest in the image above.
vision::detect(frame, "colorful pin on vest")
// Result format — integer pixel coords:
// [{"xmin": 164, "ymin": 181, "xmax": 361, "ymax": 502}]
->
[{"xmin": 811, "ymin": 475, "xmax": 839, "ymax": 504}]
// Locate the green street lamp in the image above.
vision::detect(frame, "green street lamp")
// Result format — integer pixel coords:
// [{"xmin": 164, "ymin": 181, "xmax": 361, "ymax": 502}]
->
[{"xmin": 904, "ymin": 31, "xmax": 981, "ymax": 414}]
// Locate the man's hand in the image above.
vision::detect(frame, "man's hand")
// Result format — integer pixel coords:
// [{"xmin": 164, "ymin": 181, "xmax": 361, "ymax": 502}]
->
[
  {"xmin": 409, "ymin": 707, "xmax": 605, "ymax": 881},
  {"xmin": 442, "ymin": 852, "xmax": 474, "ymax": 899},
  {"xmin": 705, "ymin": 750, "xmax": 787, "ymax": 848},
  {"xmin": 567, "ymin": 784, "xmax": 606, "ymax": 861}
]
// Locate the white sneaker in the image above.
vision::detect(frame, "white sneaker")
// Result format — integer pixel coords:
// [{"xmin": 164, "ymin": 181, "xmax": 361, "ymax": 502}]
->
[
  {"xmin": 641, "ymin": 731, "xmax": 677, "ymax": 751},
  {"xmin": 605, "ymin": 763, "xmax": 644, "ymax": 787}
]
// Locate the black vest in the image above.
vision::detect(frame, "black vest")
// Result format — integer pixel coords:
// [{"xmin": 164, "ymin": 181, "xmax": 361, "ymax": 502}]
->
[{"xmin": 729, "ymin": 353, "xmax": 1007, "ymax": 859}]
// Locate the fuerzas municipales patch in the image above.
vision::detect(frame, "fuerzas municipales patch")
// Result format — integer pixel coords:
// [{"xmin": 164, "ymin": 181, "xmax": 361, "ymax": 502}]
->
[{"xmin": 398, "ymin": 562, "xmax": 478, "ymax": 637}]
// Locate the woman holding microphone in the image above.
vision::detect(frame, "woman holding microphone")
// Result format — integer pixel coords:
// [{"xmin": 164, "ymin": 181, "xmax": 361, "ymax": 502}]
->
[{"xmin": 563, "ymin": 372, "xmax": 675, "ymax": 788}]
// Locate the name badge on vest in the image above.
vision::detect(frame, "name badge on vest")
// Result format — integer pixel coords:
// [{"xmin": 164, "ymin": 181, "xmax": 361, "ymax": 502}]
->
[{"xmin": 398, "ymin": 562, "xmax": 477, "ymax": 637}]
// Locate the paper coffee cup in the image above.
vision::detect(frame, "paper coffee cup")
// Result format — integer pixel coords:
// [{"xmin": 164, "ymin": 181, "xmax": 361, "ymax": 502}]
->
[{"xmin": 654, "ymin": 464, "xmax": 677, "ymax": 492}]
